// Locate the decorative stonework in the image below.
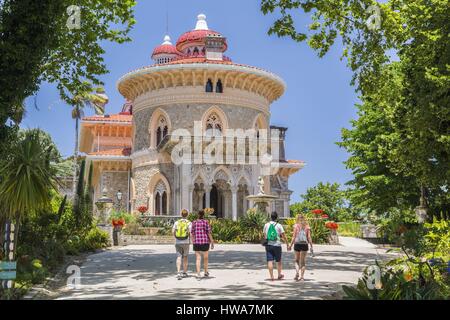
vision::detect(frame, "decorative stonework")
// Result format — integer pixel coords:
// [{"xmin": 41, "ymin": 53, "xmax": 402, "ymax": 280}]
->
[
  {"xmin": 132, "ymin": 103, "xmax": 264, "ymax": 151},
  {"xmin": 117, "ymin": 63, "xmax": 285, "ymax": 103},
  {"xmin": 133, "ymin": 86, "xmax": 270, "ymax": 114}
]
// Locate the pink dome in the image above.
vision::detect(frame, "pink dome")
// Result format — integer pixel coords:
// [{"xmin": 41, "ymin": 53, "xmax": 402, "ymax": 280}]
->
[
  {"xmin": 152, "ymin": 44, "xmax": 180, "ymax": 57},
  {"xmin": 176, "ymin": 29, "xmax": 227, "ymax": 51}
]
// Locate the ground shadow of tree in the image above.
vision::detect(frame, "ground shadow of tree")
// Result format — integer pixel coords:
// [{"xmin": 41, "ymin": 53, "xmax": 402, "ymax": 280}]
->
[{"xmin": 56, "ymin": 245, "xmax": 391, "ymax": 300}]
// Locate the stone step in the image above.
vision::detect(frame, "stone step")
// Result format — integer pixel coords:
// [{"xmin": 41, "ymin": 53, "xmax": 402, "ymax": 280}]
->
[{"xmin": 120, "ymin": 235, "xmax": 175, "ymax": 245}]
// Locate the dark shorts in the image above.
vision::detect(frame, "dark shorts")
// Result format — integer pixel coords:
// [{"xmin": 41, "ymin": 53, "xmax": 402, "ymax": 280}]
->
[
  {"xmin": 294, "ymin": 243, "xmax": 309, "ymax": 252},
  {"xmin": 265, "ymin": 245, "xmax": 282, "ymax": 262},
  {"xmin": 193, "ymin": 243, "xmax": 210, "ymax": 252}
]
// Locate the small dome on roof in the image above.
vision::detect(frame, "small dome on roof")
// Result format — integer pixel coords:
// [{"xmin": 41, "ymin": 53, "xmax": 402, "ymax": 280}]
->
[
  {"xmin": 151, "ymin": 35, "xmax": 181, "ymax": 63},
  {"xmin": 176, "ymin": 14, "xmax": 227, "ymax": 52}
]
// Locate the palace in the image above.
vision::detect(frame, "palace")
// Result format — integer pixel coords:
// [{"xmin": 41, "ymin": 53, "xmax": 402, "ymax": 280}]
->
[{"xmin": 79, "ymin": 14, "xmax": 304, "ymax": 220}]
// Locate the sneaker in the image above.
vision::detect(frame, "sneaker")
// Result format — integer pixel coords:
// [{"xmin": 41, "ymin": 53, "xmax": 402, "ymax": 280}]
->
[
  {"xmin": 182, "ymin": 272, "xmax": 188, "ymax": 278},
  {"xmin": 204, "ymin": 272, "xmax": 210, "ymax": 277},
  {"xmin": 177, "ymin": 273, "xmax": 183, "ymax": 280}
]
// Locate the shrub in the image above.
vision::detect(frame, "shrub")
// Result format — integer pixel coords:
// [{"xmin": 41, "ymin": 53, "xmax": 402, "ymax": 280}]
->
[
  {"xmin": 79, "ymin": 227, "xmax": 110, "ymax": 251},
  {"xmin": 122, "ymin": 222, "xmax": 145, "ymax": 235},
  {"xmin": 211, "ymin": 219, "xmax": 241, "ymax": 242},
  {"xmin": 343, "ymin": 260, "xmax": 449, "ymax": 300},
  {"xmin": 109, "ymin": 210, "xmax": 137, "ymax": 225},
  {"xmin": 238, "ymin": 209, "xmax": 267, "ymax": 243},
  {"xmin": 343, "ymin": 219, "xmax": 450, "ymax": 300},
  {"xmin": 338, "ymin": 222, "xmax": 361, "ymax": 237}
]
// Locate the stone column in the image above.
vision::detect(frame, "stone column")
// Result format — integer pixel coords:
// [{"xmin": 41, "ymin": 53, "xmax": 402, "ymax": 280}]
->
[
  {"xmin": 205, "ymin": 185, "xmax": 212, "ymax": 208},
  {"xmin": 283, "ymin": 199, "xmax": 289, "ymax": 218},
  {"xmin": 231, "ymin": 186, "xmax": 238, "ymax": 221},
  {"xmin": 243, "ymin": 191, "xmax": 247, "ymax": 215},
  {"xmin": 181, "ymin": 164, "xmax": 191, "ymax": 211},
  {"xmin": 198, "ymin": 190, "xmax": 205, "ymax": 210},
  {"xmin": 159, "ymin": 194, "xmax": 163, "ymax": 216},
  {"xmin": 188, "ymin": 185, "xmax": 194, "ymax": 213}
]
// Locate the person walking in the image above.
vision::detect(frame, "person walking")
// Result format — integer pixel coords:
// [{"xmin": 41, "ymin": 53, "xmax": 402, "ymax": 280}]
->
[
  {"xmin": 263, "ymin": 211, "xmax": 290, "ymax": 281},
  {"xmin": 289, "ymin": 214, "xmax": 313, "ymax": 281},
  {"xmin": 172, "ymin": 209, "xmax": 192, "ymax": 280},
  {"xmin": 191, "ymin": 210, "xmax": 214, "ymax": 278}
]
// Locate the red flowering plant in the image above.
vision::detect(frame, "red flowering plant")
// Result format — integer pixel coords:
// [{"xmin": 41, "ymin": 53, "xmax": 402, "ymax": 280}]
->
[
  {"xmin": 311, "ymin": 209, "xmax": 324, "ymax": 215},
  {"xmin": 325, "ymin": 221, "xmax": 339, "ymax": 230},
  {"xmin": 137, "ymin": 206, "xmax": 148, "ymax": 214},
  {"xmin": 112, "ymin": 218, "xmax": 125, "ymax": 230},
  {"xmin": 321, "ymin": 214, "xmax": 329, "ymax": 219}
]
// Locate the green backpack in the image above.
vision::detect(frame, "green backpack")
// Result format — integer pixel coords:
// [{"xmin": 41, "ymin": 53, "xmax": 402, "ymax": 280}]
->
[
  {"xmin": 175, "ymin": 219, "xmax": 189, "ymax": 240},
  {"xmin": 267, "ymin": 223, "xmax": 278, "ymax": 242}
]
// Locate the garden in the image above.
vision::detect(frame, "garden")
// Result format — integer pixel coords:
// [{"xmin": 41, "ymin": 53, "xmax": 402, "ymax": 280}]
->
[{"xmin": 0, "ymin": 130, "xmax": 110, "ymax": 300}]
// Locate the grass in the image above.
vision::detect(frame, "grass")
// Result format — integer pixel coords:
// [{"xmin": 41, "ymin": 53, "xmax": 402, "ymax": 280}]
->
[{"xmin": 338, "ymin": 221, "xmax": 361, "ymax": 237}]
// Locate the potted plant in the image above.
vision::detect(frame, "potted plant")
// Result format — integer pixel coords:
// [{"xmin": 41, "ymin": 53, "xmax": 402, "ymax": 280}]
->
[
  {"xmin": 112, "ymin": 218, "xmax": 125, "ymax": 245},
  {"xmin": 137, "ymin": 206, "xmax": 148, "ymax": 215},
  {"xmin": 325, "ymin": 221, "xmax": 339, "ymax": 244}
]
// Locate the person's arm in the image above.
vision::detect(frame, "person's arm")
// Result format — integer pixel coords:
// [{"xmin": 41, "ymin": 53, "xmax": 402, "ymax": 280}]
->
[
  {"xmin": 207, "ymin": 222, "xmax": 214, "ymax": 249},
  {"xmin": 281, "ymin": 232, "xmax": 290, "ymax": 250},
  {"xmin": 208, "ymin": 233, "xmax": 214, "ymax": 249},
  {"xmin": 188, "ymin": 222, "xmax": 192, "ymax": 244},
  {"xmin": 307, "ymin": 228, "xmax": 313, "ymax": 246},
  {"xmin": 279, "ymin": 225, "xmax": 290, "ymax": 250},
  {"xmin": 290, "ymin": 225, "xmax": 298, "ymax": 248},
  {"xmin": 172, "ymin": 223, "xmax": 177, "ymax": 238}
]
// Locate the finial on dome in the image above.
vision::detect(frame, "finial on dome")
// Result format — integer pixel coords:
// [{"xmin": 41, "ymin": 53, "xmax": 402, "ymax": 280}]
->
[
  {"xmin": 162, "ymin": 35, "xmax": 172, "ymax": 45},
  {"xmin": 195, "ymin": 13, "xmax": 208, "ymax": 30}
]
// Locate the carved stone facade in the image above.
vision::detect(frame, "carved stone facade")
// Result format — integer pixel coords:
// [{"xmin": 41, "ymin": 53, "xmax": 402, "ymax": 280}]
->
[{"xmin": 80, "ymin": 14, "xmax": 304, "ymax": 220}]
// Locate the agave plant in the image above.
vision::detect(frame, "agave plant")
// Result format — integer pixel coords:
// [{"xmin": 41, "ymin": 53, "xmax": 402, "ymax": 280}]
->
[{"xmin": 238, "ymin": 209, "xmax": 267, "ymax": 243}]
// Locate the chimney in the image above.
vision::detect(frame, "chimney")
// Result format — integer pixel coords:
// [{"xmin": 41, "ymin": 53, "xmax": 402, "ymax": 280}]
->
[
  {"xmin": 205, "ymin": 34, "xmax": 226, "ymax": 61},
  {"xmin": 270, "ymin": 126, "xmax": 287, "ymax": 162}
]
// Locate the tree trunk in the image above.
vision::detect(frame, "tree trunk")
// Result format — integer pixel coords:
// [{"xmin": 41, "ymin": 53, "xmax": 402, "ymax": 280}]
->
[{"xmin": 72, "ymin": 116, "xmax": 79, "ymax": 199}]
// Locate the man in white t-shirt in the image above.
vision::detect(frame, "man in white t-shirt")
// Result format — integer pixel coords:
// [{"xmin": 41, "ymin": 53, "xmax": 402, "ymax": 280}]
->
[
  {"xmin": 263, "ymin": 211, "xmax": 290, "ymax": 281},
  {"xmin": 172, "ymin": 209, "xmax": 192, "ymax": 280}
]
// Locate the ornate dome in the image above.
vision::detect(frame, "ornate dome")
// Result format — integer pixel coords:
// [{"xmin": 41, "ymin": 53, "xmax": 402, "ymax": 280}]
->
[
  {"xmin": 151, "ymin": 35, "xmax": 180, "ymax": 63},
  {"xmin": 176, "ymin": 14, "xmax": 228, "ymax": 53}
]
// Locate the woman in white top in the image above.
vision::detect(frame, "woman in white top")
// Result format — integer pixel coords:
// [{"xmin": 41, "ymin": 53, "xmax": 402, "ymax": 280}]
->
[{"xmin": 289, "ymin": 214, "xmax": 313, "ymax": 281}]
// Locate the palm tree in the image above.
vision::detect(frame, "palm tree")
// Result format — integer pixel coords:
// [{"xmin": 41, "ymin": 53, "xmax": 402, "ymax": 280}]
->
[
  {"xmin": 70, "ymin": 87, "xmax": 108, "ymax": 197},
  {"xmin": 0, "ymin": 130, "xmax": 58, "ymax": 287}
]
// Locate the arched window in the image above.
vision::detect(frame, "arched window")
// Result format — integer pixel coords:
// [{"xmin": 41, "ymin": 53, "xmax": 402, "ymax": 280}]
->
[
  {"xmin": 154, "ymin": 180, "xmax": 167, "ymax": 215},
  {"xmin": 154, "ymin": 193, "xmax": 161, "ymax": 215},
  {"xmin": 206, "ymin": 112, "xmax": 223, "ymax": 136},
  {"xmin": 216, "ymin": 79, "xmax": 223, "ymax": 93},
  {"xmin": 205, "ymin": 79, "xmax": 213, "ymax": 92},
  {"xmin": 193, "ymin": 47, "xmax": 199, "ymax": 56},
  {"xmin": 156, "ymin": 116, "xmax": 168, "ymax": 146},
  {"xmin": 202, "ymin": 47, "xmax": 206, "ymax": 56},
  {"xmin": 162, "ymin": 191, "xmax": 167, "ymax": 215}
]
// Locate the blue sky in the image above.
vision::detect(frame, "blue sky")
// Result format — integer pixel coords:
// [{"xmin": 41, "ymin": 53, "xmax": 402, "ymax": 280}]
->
[{"xmin": 21, "ymin": 0, "xmax": 358, "ymax": 201}]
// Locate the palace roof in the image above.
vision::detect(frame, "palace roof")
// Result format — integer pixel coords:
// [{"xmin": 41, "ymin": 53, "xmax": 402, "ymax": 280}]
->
[
  {"xmin": 82, "ymin": 114, "xmax": 132, "ymax": 124},
  {"xmin": 88, "ymin": 147, "xmax": 132, "ymax": 157},
  {"xmin": 152, "ymin": 35, "xmax": 181, "ymax": 58}
]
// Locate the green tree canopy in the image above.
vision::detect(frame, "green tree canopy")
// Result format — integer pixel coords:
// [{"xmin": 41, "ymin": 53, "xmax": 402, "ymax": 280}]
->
[
  {"xmin": 262, "ymin": 0, "xmax": 449, "ymax": 216},
  {"xmin": 0, "ymin": 0, "xmax": 136, "ymax": 146},
  {"xmin": 290, "ymin": 182, "xmax": 354, "ymax": 221}
]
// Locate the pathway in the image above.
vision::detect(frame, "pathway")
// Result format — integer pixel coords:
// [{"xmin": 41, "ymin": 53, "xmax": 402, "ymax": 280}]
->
[{"xmin": 55, "ymin": 243, "xmax": 394, "ymax": 300}]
